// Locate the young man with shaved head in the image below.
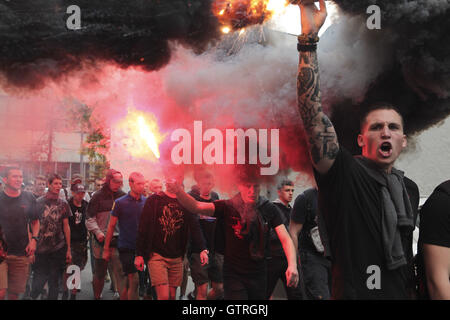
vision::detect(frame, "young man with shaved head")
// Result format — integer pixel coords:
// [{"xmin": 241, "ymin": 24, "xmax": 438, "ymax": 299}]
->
[
  {"xmin": 103, "ymin": 172, "xmax": 146, "ymax": 300},
  {"xmin": 295, "ymin": 1, "xmax": 419, "ymax": 299},
  {"xmin": 135, "ymin": 173, "xmax": 208, "ymax": 300},
  {"xmin": 187, "ymin": 169, "xmax": 223, "ymax": 300},
  {"xmin": 0, "ymin": 167, "xmax": 40, "ymax": 300}
]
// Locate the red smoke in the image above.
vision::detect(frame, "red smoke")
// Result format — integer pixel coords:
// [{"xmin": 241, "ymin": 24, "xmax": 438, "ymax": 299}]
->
[{"xmin": 1, "ymin": 43, "xmax": 313, "ymax": 195}]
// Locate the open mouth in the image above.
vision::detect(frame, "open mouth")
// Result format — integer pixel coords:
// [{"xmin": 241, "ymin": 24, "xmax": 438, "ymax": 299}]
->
[{"xmin": 379, "ymin": 142, "xmax": 393, "ymax": 158}]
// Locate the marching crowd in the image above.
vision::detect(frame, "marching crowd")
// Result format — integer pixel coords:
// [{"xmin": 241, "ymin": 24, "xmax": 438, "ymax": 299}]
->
[{"xmin": 0, "ymin": 1, "xmax": 448, "ymax": 301}]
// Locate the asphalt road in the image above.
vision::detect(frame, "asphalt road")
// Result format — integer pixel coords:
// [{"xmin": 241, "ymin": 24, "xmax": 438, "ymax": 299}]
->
[
  {"xmin": 31, "ymin": 248, "xmax": 286, "ymax": 300},
  {"xmin": 74, "ymin": 250, "xmax": 196, "ymax": 300}
]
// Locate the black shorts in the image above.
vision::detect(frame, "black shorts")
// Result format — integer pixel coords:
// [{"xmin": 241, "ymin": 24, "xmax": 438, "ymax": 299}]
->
[
  {"xmin": 118, "ymin": 248, "xmax": 137, "ymax": 275},
  {"xmin": 190, "ymin": 252, "xmax": 224, "ymax": 285}
]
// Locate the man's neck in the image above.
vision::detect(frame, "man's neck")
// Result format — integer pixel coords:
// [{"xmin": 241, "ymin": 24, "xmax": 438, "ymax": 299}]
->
[
  {"xmin": 4, "ymin": 186, "xmax": 20, "ymax": 198},
  {"xmin": 361, "ymin": 155, "xmax": 394, "ymax": 174},
  {"xmin": 129, "ymin": 191, "xmax": 141, "ymax": 200},
  {"xmin": 278, "ymin": 198, "xmax": 290, "ymax": 207},
  {"xmin": 200, "ymin": 192, "xmax": 212, "ymax": 200},
  {"xmin": 73, "ymin": 199, "xmax": 82, "ymax": 207},
  {"xmin": 33, "ymin": 191, "xmax": 44, "ymax": 197},
  {"xmin": 46, "ymin": 191, "xmax": 59, "ymax": 199},
  {"xmin": 107, "ymin": 186, "xmax": 116, "ymax": 194},
  {"xmin": 164, "ymin": 191, "xmax": 177, "ymax": 199}
]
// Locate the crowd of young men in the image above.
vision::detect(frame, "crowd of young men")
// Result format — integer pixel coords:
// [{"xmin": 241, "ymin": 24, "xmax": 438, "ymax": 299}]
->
[{"xmin": 0, "ymin": 1, "xmax": 448, "ymax": 300}]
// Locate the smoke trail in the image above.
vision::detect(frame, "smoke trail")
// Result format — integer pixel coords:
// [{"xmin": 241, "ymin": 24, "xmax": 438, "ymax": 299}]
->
[
  {"xmin": 326, "ymin": 0, "xmax": 450, "ymax": 153},
  {"xmin": 1, "ymin": 0, "xmax": 449, "ymax": 190},
  {"xmin": 0, "ymin": 0, "xmax": 220, "ymax": 90}
]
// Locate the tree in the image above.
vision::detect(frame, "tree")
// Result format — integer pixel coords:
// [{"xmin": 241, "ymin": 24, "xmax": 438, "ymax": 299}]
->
[{"xmin": 65, "ymin": 99, "xmax": 110, "ymax": 180}]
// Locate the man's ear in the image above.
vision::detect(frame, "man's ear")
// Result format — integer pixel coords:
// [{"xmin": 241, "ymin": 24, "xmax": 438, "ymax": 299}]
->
[
  {"xmin": 402, "ymin": 134, "xmax": 407, "ymax": 148},
  {"xmin": 357, "ymin": 134, "xmax": 365, "ymax": 148}
]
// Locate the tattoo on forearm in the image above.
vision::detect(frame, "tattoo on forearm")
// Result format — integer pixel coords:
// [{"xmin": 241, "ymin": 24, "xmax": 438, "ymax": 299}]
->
[{"xmin": 297, "ymin": 51, "xmax": 338, "ymax": 164}]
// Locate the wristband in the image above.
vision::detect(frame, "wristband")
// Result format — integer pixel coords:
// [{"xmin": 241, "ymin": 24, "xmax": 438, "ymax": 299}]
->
[
  {"xmin": 297, "ymin": 34, "xmax": 319, "ymax": 52},
  {"xmin": 297, "ymin": 34, "xmax": 319, "ymax": 45},
  {"xmin": 297, "ymin": 43, "xmax": 317, "ymax": 52}
]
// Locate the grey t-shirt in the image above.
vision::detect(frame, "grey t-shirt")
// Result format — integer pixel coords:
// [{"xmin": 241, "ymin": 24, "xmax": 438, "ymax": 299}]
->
[{"xmin": 36, "ymin": 195, "xmax": 72, "ymax": 254}]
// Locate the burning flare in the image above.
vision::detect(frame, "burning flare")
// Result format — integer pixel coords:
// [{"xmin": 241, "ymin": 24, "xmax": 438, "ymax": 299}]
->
[
  {"xmin": 137, "ymin": 115, "xmax": 161, "ymax": 159},
  {"xmin": 117, "ymin": 108, "xmax": 165, "ymax": 161},
  {"xmin": 213, "ymin": 0, "xmax": 290, "ymax": 32}
]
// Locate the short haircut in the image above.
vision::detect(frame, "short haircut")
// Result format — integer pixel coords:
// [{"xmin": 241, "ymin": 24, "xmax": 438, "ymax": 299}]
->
[
  {"xmin": 359, "ymin": 102, "xmax": 405, "ymax": 132},
  {"xmin": 48, "ymin": 173, "xmax": 63, "ymax": 184},
  {"xmin": 34, "ymin": 175, "xmax": 46, "ymax": 182},
  {"xmin": 105, "ymin": 169, "xmax": 122, "ymax": 185},
  {"xmin": 277, "ymin": 179, "xmax": 294, "ymax": 190},
  {"xmin": 2, "ymin": 166, "xmax": 22, "ymax": 178},
  {"xmin": 193, "ymin": 168, "xmax": 213, "ymax": 182},
  {"xmin": 150, "ymin": 178, "xmax": 161, "ymax": 185},
  {"xmin": 129, "ymin": 172, "xmax": 144, "ymax": 183}
]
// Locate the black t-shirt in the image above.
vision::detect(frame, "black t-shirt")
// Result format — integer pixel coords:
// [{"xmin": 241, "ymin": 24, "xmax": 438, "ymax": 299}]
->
[
  {"xmin": 314, "ymin": 147, "xmax": 418, "ymax": 299},
  {"xmin": 188, "ymin": 189, "xmax": 219, "ymax": 253},
  {"xmin": 213, "ymin": 195, "xmax": 283, "ymax": 274},
  {"xmin": 291, "ymin": 189, "xmax": 321, "ymax": 254},
  {"xmin": 68, "ymin": 198, "xmax": 88, "ymax": 243},
  {"xmin": 270, "ymin": 201, "xmax": 291, "ymax": 257},
  {"xmin": 150, "ymin": 193, "xmax": 205, "ymax": 259},
  {"xmin": 417, "ymin": 181, "xmax": 450, "ymax": 299},
  {"xmin": 419, "ymin": 182, "xmax": 450, "ymax": 248},
  {"xmin": 0, "ymin": 191, "xmax": 39, "ymax": 256}
]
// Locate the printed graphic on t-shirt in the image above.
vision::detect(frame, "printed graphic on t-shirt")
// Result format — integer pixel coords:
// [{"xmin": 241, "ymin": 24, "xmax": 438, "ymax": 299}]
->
[
  {"xmin": 73, "ymin": 210, "xmax": 82, "ymax": 225},
  {"xmin": 231, "ymin": 216, "xmax": 244, "ymax": 240},
  {"xmin": 40, "ymin": 203, "xmax": 65, "ymax": 249},
  {"xmin": 159, "ymin": 203, "xmax": 184, "ymax": 243}
]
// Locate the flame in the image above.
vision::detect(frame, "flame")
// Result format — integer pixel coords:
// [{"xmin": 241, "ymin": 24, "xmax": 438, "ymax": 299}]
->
[
  {"xmin": 137, "ymin": 116, "xmax": 161, "ymax": 159},
  {"xmin": 117, "ymin": 108, "xmax": 165, "ymax": 161},
  {"xmin": 222, "ymin": 26, "xmax": 231, "ymax": 34},
  {"xmin": 213, "ymin": 0, "xmax": 289, "ymax": 33}
]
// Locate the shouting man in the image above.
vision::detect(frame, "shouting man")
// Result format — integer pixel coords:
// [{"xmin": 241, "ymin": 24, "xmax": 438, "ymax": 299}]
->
[{"xmin": 295, "ymin": 1, "xmax": 419, "ymax": 299}]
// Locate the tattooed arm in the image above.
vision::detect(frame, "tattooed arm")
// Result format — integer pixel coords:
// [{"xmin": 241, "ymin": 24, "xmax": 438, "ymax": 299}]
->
[{"xmin": 298, "ymin": 0, "xmax": 339, "ymax": 175}]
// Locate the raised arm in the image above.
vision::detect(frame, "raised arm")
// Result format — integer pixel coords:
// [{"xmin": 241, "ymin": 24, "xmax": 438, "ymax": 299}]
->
[
  {"xmin": 297, "ymin": 0, "xmax": 339, "ymax": 175},
  {"xmin": 166, "ymin": 181, "xmax": 215, "ymax": 217}
]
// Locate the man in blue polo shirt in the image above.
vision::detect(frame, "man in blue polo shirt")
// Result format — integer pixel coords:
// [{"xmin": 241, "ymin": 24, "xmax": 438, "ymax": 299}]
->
[{"xmin": 103, "ymin": 172, "xmax": 146, "ymax": 300}]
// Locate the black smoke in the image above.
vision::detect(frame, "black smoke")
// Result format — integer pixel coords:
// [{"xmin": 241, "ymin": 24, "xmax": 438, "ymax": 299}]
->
[
  {"xmin": 0, "ymin": 0, "xmax": 220, "ymax": 90},
  {"xmin": 1, "ymin": 0, "xmax": 450, "ymax": 148},
  {"xmin": 330, "ymin": 0, "xmax": 450, "ymax": 153}
]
